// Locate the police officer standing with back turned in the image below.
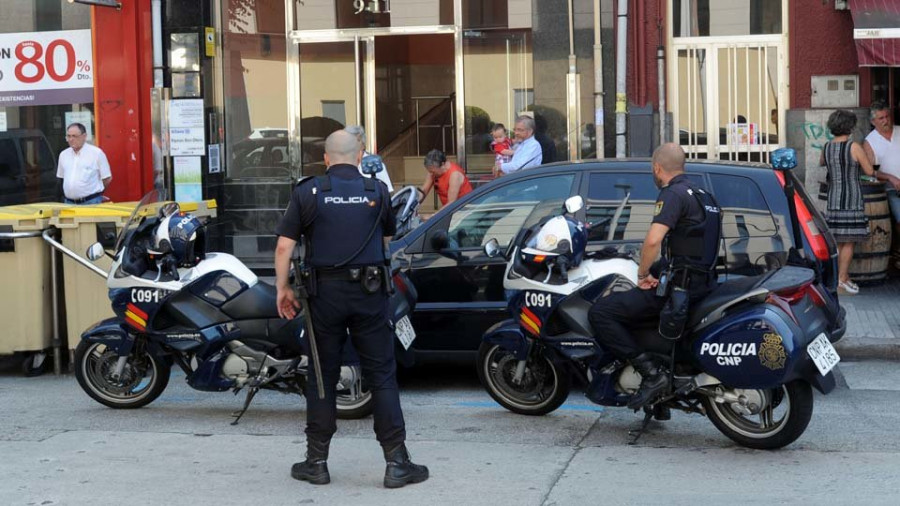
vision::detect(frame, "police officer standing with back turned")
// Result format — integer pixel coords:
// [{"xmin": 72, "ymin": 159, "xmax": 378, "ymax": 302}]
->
[
  {"xmin": 274, "ymin": 130, "xmax": 428, "ymax": 488},
  {"xmin": 589, "ymin": 143, "xmax": 721, "ymax": 411}
]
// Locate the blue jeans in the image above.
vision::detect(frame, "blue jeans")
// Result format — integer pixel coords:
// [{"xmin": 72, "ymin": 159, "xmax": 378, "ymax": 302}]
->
[
  {"xmin": 64, "ymin": 195, "xmax": 103, "ymax": 205},
  {"xmin": 887, "ymin": 189, "xmax": 900, "ymax": 224}
]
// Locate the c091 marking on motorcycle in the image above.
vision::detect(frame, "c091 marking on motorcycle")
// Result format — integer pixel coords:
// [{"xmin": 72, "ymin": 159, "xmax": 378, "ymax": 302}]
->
[
  {"xmin": 524, "ymin": 292, "xmax": 552, "ymax": 308},
  {"xmin": 130, "ymin": 288, "xmax": 168, "ymax": 304}
]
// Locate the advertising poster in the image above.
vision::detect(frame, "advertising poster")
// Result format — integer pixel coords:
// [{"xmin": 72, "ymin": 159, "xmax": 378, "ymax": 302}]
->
[
  {"xmin": 0, "ymin": 29, "xmax": 94, "ymax": 107},
  {"xmin": 169, "ymin": 99, "xmax": 205, "ymax": 156},
  {"xmin": 174, "ymin": 156, "xmax": 202, "ymax": 202}
]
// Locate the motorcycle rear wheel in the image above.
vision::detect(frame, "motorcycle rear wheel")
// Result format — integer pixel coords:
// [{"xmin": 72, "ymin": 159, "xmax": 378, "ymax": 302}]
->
[
  {"xmin": 702, "ymin": 380, "xmax": 813, "ymax": 450},
  {"xmin": 477, "ymin": 342, "xmax": 570, "ymax": 416},
  {"xmin": 74, "ymin": 340, "xmax": 170, "ymax": 409},
  {"xmin": 335, "ymin": 365, "xmax": 374, "ymax": 419}
]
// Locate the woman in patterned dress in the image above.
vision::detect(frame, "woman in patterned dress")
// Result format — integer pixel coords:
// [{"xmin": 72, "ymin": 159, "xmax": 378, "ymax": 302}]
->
[{"xmin": 821, "ymin": 109, "xmax": 876, "ymax": 294}]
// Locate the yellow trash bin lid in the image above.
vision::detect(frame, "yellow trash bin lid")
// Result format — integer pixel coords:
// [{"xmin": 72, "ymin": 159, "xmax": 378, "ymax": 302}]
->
[{"xmin": 0, "ymin": 202, "xmax": 72, "ymax": 231}]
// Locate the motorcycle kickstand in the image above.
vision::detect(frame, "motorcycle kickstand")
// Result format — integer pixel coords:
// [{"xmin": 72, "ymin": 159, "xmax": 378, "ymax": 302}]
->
[
  {"xmin": 627, "ymin": 409, "xmax": 655, "ymax": 446},
  {"xmin": 231, "ymin": 386, "xmax": 260, "ymax": 426}
]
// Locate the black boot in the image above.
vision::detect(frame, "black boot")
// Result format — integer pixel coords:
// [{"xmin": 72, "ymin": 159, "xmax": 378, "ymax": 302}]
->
[
  {"xmin": 627, "ymin": 353, "xmax": 670, "ymax": 411},
  {"xmin": 291, "ymin": 438, "xmax": 331, "ymax": 485},
  {"xmin": 383, "ymin": 443, "xmax": 429, "ymax": 489}
]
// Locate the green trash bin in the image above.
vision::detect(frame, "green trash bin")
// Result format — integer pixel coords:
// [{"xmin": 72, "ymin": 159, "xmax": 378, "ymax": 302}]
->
[
  {"xmin": 50, "ymin": 200, "xmax": 218, "ymax": 354},
  {"xmin": 0, "ymin": 203, "xmax": 70, "ymax": 375}
]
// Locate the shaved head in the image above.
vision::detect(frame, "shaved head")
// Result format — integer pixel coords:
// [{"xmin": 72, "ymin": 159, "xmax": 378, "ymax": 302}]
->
[
  {"xmin": 325, "ymin": 129, "xmax": 362, "ymax": 166},
  {"xmin": 652, "ymin": 143, "xmax": 686, "ymax": 174}
]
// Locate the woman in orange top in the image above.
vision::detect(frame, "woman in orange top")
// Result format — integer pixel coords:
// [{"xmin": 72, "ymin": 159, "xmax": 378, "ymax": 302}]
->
[{"xmin": 418, "ymin": 149, "xmax": 473, "ymax": 207}]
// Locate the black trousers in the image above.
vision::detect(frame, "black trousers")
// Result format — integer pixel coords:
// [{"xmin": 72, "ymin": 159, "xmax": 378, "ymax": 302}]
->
[
  {"xmin": 588, "ymin": 287, "xmax": 667, "ymax": 360},
  {"xmin": 305, "ymin": 280, "xmax": 405, "ymax": 448}
]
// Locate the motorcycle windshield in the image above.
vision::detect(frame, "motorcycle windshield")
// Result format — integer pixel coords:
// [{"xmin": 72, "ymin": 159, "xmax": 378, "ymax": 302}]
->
[{"xmin": 115, "ymin": 189, "xmax": 168, "ymax": 252}]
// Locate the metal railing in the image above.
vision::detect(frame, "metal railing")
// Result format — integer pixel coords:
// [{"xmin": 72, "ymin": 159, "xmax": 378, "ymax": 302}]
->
[{"xmin": 412, "ymin": 95, "xmax": 455, "ymax": 156}]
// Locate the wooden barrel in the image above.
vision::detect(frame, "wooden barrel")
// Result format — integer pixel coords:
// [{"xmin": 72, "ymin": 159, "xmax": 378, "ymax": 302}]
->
[{"xmin": 819, "ymin": 181, "xmax": 893, "ymax": 284}]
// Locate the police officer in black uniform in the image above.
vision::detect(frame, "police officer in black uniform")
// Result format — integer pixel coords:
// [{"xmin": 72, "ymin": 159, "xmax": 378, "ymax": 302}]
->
[
  {"xmin": 274, "ymin": 130, "xmax": 428, "ymax": 488},
  {"xmin": 589, "ymin": 143, "xmax": 722, "ymax": 410}
]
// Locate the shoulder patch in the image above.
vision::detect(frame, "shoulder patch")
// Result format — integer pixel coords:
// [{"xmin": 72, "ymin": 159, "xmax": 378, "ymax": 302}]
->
[{"xmin": 654, "ymin": 201, "xmax": 664, "ymax": 216}]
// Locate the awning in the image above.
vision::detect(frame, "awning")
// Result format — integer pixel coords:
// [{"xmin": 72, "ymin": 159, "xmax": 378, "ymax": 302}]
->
[{"xmin": 850, "ymin": 0, "xmax": 900, "ymax": 66}]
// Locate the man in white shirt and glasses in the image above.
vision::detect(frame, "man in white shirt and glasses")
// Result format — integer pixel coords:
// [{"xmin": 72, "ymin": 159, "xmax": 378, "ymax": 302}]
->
[
  {"xmin": 495, "ymin": 115, "xmax": 543, "ymax": 176},
  {"xmin": 57, "ymin": 122, "xmax": 112, "ymax": 205}
]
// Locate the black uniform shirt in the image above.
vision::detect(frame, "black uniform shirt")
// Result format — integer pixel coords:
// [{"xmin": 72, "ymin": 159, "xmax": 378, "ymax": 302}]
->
[
  {"xmin": 651, "ymin": 173, "xmax": 704, "ymax": 232},
  {"xmin": 275, "ymin": 164, "xmax": 396, "ymax": 242}
]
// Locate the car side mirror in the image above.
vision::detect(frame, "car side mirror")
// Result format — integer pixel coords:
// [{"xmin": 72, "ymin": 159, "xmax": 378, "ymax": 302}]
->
[
  {"xmin": 484, "ymin": 238, "xmax": 501, "ymax": 258},
  {"xmin": 361, "ymin": 154, "xmax": 384, "ymax": 175},
  {"xmin": 564, "ymin": 196, "xmax": 584, "ymax": 214},
  {"xmin": 430, "ymin": 230, "xmax": 449, "ymax": 251},
  {"xmin": 86, "ymin": 242, "xmax": 105, "ymax": 261}
]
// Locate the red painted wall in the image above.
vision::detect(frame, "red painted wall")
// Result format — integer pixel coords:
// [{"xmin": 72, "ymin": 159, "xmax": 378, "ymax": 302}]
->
[
  {"xmin": 789, "ymin": 3, "xmax": 859, "ymax": 109},
  {"xmin": 625, "ymin": 0, "xmax": 664, "ymax": 108},
  {"xmin": 92, "ymin": 0, "xmax": 153, "ymax": 203}
]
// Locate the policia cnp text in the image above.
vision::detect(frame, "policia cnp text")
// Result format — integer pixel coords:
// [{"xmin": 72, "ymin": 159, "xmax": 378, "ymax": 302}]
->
[
  {"xmin": 274, "ymin": 130, "xmax": 428, "ymax": 488},
  {"xmin": 589, "ymin": 143, "xmax": 722, "ymax": 411}
]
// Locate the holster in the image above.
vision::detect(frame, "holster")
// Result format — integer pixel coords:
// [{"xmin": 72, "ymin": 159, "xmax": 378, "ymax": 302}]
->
[
  {"xmin": 295, "ymin": 258, "xmax": 317, "ymax": 298},
  {"xmin": 361, "ymin": 265, "xmax": 383, "ymax": 294}
]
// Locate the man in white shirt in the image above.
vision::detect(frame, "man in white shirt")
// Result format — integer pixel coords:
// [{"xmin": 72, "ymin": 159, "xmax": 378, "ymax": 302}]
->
[
  {"xmin": 496, "ymin": 116, "xmax": 543, "ymax": 176},
  {"xmin": 57, "ymin": 123, "xmax": 112, "ymax": 205},
  {"xmin": 863, "ymin": 101, "xmax": 900, "ymax": 223},
  {"xmin": 345, "ymin": 125, "xmax": 393, "ymax": 192}
]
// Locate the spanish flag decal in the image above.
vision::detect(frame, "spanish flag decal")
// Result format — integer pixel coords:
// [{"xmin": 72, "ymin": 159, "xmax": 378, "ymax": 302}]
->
[
  {"xmin": 520, "ymin": 307, "xmax": 542, "ymax": 336},
  {"xmin": 125, "ymin": 303, "xmax": 148, "ymax": 331}
]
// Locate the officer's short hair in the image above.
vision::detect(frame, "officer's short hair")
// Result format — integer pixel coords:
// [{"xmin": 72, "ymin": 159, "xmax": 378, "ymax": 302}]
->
[
  {"xmin": 827, "ymin": 109, "xmax": 857, "ymax": 136},
  {"xmin": 345, "ymin": 125, "xmax": 366, "ymax": 147},
  {"xmin": 652, "ymin": 143, "xmax": 686, "ymax": 173},
  {"xmin": 424, "ymin": 149, "xmax": 447, "ymax": 169},
  {"xmin": 325, "ymin": 130, "xmax": 362, "ymax": 163}
]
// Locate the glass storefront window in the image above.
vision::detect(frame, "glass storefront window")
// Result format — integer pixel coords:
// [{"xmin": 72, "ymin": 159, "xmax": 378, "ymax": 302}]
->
[
  {"xmin": 673, "ymin": 0, "xmax": 782, "ymax": 37},
  {"xmin": 0, "ymin": 1, "xmax": 92, "ymax": 205},
  {"xmin": 217, "ymin": 0, "xmax": 291, "ymax": 268}
]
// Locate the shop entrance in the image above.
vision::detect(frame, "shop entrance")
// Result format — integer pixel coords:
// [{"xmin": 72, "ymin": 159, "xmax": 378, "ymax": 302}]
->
[{"xmin": 296, "ymin": 30, "xmax": 457, "ymax": 189}]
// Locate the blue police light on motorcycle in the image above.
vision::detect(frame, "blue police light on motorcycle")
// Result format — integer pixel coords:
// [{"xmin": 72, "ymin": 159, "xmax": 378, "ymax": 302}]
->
[
  {"xmin": 361, "ymin": 154, "xmax": 384, "ymax": 175},
  {"xmin": 771, "ymin": 148, "xmax": 797, "ymax": 170}
]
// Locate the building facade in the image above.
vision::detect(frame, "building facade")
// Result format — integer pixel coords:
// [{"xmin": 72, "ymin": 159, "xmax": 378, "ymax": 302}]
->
[{"xmin": 2, "ymin": 0, "xmax": 894, "ymax": 268}]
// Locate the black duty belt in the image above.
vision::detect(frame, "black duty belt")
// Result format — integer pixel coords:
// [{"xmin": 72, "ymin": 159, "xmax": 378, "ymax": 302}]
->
[
  {"xmin": 67, "ymin": 191, "xmax": 103, "ymax": 204},
  {"xmin": 315, "ymin": 267, "xmax": 378, "ymax": 282}
]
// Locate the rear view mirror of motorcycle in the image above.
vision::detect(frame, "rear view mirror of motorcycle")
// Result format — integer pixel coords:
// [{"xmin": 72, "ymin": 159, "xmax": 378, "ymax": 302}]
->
[
  {"xmin": 86, "ymin": 242, "xmax": 105, "ymax": 261},
  {"xmin": 564, "ymin": 196, "xmax": 584, "ymax": 215},
  {"xmin": 484, "ymin": 238, "xmax": 502, "ymax": 258}
]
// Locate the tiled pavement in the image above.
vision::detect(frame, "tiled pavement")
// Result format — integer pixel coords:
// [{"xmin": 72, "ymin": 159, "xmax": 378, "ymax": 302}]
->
[{"xmin": 835, "ymin": 274, "xmax": 900, "ymax": 360}]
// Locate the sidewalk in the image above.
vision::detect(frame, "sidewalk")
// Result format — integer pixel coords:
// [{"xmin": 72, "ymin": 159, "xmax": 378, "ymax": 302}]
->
[{"xmin": 835, "ymin": 274, "xmax": 900, "ymax": 361}]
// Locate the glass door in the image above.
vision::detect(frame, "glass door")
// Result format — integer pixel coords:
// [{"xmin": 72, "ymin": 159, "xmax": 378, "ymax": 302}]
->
[{"xmin": 298, "ymin": 38, "xmax": 368, "ymax": 177}]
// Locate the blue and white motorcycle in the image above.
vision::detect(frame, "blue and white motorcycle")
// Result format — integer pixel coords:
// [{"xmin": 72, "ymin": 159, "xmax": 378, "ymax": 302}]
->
[
  {"xmin": 478, "ymin": 188, "xmax": 844, "ymax": 450},
  {"xmin": 71, "ymin": 190, "xmax": 418, "ymax": 422}
]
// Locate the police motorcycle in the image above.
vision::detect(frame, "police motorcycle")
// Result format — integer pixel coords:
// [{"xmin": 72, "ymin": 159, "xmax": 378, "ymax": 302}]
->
[
  {"xmin": 72, "ymin": 188, "xmax": 418, "ymax": 423},
  {"xmin": 478, "ymin": 154, "xmax": 842, "ymax": 449}
]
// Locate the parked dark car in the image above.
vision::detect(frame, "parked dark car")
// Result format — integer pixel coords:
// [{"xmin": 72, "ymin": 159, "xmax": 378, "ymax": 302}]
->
[
  {"xmin": 0, "ymin": 129, "xmax": 57, "ymax": 205},
  {"xmin": 389, "ymin": 159, "xmax": 840, "ymax": 360}
]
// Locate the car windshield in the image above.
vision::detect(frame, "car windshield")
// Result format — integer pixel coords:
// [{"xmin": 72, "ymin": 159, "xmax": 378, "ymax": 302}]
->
[{"xmin": 115, "ymin": 190, "xmax": 168, "ymax": 251}]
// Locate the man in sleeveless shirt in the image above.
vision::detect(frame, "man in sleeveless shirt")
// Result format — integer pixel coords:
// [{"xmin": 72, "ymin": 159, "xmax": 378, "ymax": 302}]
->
[{"xmin": 863, "ymin": 100, "xmax": 900, "ymax": 223}]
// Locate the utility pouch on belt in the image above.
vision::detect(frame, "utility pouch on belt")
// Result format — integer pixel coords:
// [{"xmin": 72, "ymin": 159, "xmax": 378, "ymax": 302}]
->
[
  {"xmin": 295, "ymin": 259, "xmax": 316, "ymax": 298},
  {"xmin": 659, "ymin": 285, "xmax": 689, "ymax": 340},
  {"xmin": 362, "ymin": 265, "xmax": 383, "ymax": 294}
]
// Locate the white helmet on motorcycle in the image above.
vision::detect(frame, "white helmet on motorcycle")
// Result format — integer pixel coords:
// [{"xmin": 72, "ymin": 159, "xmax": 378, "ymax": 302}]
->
[
  {"xmin": 152, "ymin": 209, "xmax": 206, "ymax": 267},
  {"xmin": 521, "ymin": 216, "xmax": 586, "ymax": 264}
]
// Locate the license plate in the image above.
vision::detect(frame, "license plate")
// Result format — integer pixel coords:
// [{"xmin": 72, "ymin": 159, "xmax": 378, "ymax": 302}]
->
[
  {"xmin": 807, "ymin": 332, "xmax": 840, "ymax": 376},
  {"xmin": 395, "ymin": 315, "xmax": 416, "ymax": 350}
]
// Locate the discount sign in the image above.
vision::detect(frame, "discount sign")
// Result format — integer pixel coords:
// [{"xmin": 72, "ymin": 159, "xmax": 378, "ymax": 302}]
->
[{"xmin": 0, "ymin": 29, "xmax": 94, "ymax": 107}]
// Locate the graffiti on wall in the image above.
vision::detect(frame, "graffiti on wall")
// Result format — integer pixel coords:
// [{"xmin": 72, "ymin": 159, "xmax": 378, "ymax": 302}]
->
[{"xmin": 788, "ymin": 120, "xmax": 835, "ymax": 151}]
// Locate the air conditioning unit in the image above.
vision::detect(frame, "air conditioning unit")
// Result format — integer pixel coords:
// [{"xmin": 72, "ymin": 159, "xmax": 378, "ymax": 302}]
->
[{"xmin": 835, "ymin": 0, "xmax": 849, "ymax": 10}]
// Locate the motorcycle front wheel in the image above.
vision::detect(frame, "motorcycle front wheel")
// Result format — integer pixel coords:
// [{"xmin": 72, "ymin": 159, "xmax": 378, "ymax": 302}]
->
[
  {"xmin": 74, "ymin": 339, "xmax": 170, "ymax": 409},
  {"xmin": 702, "ymin": 380, "xmax": 813, "ymax": 450},
  {"xmin": 477, "ymin": 342, "xmax": 570, "ymax": 416},
  {"xmin": 334, "ymin": 364, "xmax": 374, "ymax": 419}
]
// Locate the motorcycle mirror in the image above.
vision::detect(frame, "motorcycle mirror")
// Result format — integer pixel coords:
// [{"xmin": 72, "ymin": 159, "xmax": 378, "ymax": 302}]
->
[
  {"xmin": 361, "ymin": 154, "xmax": 384, "ymax": 175},
  {"xmin": 484, "ymin": 238, "xmax": 501, "ymax": 258},
  {"xmin": 564, "ymin": 196, "xmax": 584, "ymax": 214},
  {"xmin": 86, "ymin": 242, "xmax": 105, "ymax": 261},
  {"xmin": 771, "ymin": 148, "xmax": 797, "ymax": 170}
]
